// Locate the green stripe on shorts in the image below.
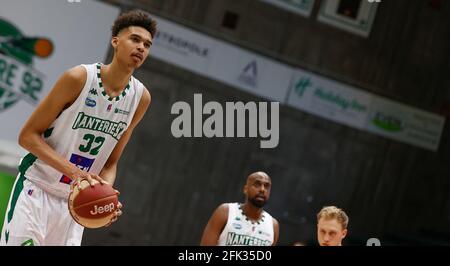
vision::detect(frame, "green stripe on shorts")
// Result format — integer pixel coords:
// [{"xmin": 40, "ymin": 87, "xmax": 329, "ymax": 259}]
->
[
  {"xmin": 7, "ymin": 153, "xmax": 37, "ymax": 224},
  {"xmin": 6, "ymin": 173, "xmax": 25, "ymax": 224}
]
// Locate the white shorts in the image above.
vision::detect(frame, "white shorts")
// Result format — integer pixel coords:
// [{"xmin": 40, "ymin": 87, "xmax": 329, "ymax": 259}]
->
[{"xmin": 0, "ymin": 174, "xmax": 84, "ymax": 246}]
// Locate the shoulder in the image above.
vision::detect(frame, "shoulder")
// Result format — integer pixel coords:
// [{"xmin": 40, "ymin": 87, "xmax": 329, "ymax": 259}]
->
[
  {"xmin": 63, "ymin": 65, "xmax": 87, "ymax": 85},
  {"xmin": 47, "ymin": 65, "xmax": 87, "ymax": 103},
  {"xmin": 271, "ymin": 217, "xmax": 279, "ymax": 232},
  {"xmin": 131, "ymin": 75, "xmax": 151, "ymax": 107},
  {"xmin": 132, "ymin": 77, "xmax": 151, "ymax": 101},
  {"xmin": 133, "ymin": 86, "xmax": 151, "ymax": 118},
  {"xmin": 211, "ymin": 203, "xmax": 229, "ymax": 222},
  {"xmin": 217, "ymin": 203, "xmax": 230, "ymax": 213},
  {"xmin": 264, "ymin": 211, "xmax": 278, "ymax": 226},
  {"xmin": 140, "ymin": 87, "xmax": 151, "ymax": 106},
  {"xmin": 272, "ymin": 217, "xmax": 279, "ymax": 227}
]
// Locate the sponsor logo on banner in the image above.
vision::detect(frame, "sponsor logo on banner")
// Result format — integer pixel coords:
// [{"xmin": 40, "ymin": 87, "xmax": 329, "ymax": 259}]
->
[
  {"xmin": 238, "ymin": 60, "xmax": 258, "ymax": 88},
  {"xmin": 154, "ymin": 30, "xmax": 209, "ymax": 58},
  {"xmin": 371, "ymin": 112, "xmax": 404, "ymax": 132},
  {"xmin": 366, "ymin": 97, "xmax": 445, "ymax": 151},
  {"xmin": 287, "ymin": 71, "xmax": 445, "ymax": 151},
  {"xmin": 0, "ymin": 18, "xmax": 53, "ymax": 112},
  {"xmin": 288, "ymin": 72, "xmax": 370, "ymax": 130},
  {"xmin": 294, "ymin": 77, "xmax": 313, "ymax": 98}
]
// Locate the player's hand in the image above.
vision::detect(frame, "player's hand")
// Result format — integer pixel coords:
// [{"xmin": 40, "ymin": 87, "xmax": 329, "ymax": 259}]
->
[
  {"xmin": 70, "ymin": 170, "xmax": 109, "ymax": 190},
  {"xmin": 105, "ymin": 192, "xmax": 122, "ymax": 227}
]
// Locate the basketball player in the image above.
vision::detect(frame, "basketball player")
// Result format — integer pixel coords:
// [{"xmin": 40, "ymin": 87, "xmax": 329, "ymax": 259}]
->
[
  {"xmin": 317, "ymin": 206, "xmax": 349, "ymax": 246},
  {"xmin": 200, "ymin": 171, "xmax": 279, "ymax": 246},
  {"xmin": 0, "ymin": 10, "xmax": 157, "ymax": 246}
]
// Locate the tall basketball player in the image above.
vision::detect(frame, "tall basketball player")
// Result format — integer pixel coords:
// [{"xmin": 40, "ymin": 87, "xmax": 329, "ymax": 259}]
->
[
  {"xmin": 0, "ymin": 10, "xmax": 157, "ymax": 246},
  {"xmin": 200, "ymin": 171, "xmax": 279, "ymax": 246}
]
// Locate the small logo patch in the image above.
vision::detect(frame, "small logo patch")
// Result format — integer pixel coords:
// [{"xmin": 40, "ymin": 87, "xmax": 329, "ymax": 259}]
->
[
  {"xmin": 114, "ymin": 108, "xmax": 130, "ymax": 115},
  {"xmin": 60, "ymin": 154, "xmax": 95, "ymax": 184},
  {"xmin": 232, "ymin": 223, "xmax": 242, "ymax": 230},
  {"xmin": 85, "ymin": 97, "xmax": 96, "ymax": 107},
  {"xmin": 27, "ymin": 189, "xmax": 33, "ymax": 196}
]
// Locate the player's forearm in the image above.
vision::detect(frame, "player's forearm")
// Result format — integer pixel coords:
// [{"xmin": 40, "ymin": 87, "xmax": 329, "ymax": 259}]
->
[
  {"xmin": 99, "ymin": 163, "xmax": 117, "ymax": 185},
  {"xmin": 18, "ymin": 131, "xmax": 80, "ymax": 179}
]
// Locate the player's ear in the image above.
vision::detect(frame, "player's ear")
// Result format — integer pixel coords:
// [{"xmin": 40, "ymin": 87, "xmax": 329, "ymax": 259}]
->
[
  {"xmin": 341, "ymin": 229, "xmax": 347, "ymax": 239},
  {"xmin": 111, "ymin": 37, "xmax": 119, "ymax": 49}
]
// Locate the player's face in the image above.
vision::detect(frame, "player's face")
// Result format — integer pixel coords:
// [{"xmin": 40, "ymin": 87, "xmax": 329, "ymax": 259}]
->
[
  {"xmin": 245, "ymin": 175, "xmax": 271, "ymax": 208},
  {"xmin": 113, "ymin": 26, "xmax": 152, "ymax": 68},
  {"xmin": 317, "ymin": 218, "xmax": 347, "ymax": 246}
]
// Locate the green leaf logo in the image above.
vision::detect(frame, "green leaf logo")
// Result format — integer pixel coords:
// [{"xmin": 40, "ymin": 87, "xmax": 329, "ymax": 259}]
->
[{"xmin": 372, "ymin": 112, "xmax": 403, "ymax": 132}]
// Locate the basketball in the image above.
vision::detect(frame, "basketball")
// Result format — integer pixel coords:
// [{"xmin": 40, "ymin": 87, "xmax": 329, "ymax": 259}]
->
[{"xmin": 68, "ymin": 180, "xmax": 118, "ymax": 229}]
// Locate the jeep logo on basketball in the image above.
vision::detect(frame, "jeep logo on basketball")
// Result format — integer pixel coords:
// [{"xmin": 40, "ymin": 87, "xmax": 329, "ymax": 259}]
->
[{"xmin": 90, "ymin": 203, "xmax": 115, "ymax": 215}]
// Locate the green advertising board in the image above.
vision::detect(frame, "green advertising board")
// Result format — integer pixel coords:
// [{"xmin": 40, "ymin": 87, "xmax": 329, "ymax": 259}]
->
[{"xmin": 0, "ymin": 172, "xmax": 16, "ymax": 234}]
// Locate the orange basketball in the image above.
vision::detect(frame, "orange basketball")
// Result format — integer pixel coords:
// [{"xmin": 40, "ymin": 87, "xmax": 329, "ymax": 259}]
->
[{"xmin": 68, "ymin": 180, "xmax": 118, "ymax": 228}]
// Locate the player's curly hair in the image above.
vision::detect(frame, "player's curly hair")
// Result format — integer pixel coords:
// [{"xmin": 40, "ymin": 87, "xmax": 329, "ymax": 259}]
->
[{"xmin": 111, "ymin": 10, "xmax": 157, "ymax": 38}]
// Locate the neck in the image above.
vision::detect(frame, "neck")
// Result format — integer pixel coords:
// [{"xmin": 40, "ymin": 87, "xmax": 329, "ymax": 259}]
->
[
  {"xmin": 102, "ymin": 57, "xmax": 134, "ymax": 92},
  {"xmin": 242, "ymin": 202, "xmax": 263, "ymax": 221}
]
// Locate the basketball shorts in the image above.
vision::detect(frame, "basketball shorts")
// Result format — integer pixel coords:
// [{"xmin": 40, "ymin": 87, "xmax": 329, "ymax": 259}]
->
[{"xmin": 0, "ymin": 174, "xmax": 84, "ymax": 246}]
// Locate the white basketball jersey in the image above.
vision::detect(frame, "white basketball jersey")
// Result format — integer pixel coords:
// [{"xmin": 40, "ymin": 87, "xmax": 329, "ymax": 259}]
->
[
  {"xmin": 22, "ymin": 63, "xmax": 144, "ymax": 199},
  {"xmin": 217, "ymin": 203, "xmax": 274, "ymax": 246}
]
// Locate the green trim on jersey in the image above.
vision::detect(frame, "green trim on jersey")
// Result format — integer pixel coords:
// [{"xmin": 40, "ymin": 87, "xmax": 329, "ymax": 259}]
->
[
  {"xmin": 43, "ymin": 127, "xmax": 54, "ymax": 138},
  {"xmin": 96, "ymin": 63, "xmax": 130, "ymax": 102}
]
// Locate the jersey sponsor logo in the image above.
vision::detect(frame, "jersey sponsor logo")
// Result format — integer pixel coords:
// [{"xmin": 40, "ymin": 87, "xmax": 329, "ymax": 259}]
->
[
  {"xmin": 72, "ymin": 112, "xmax": 127, "ymax": 140},
  {"xmin": 232, "ymin": 223, "xmax": 242, "ymax": 230},
  {"xmin": 90, "ymin": 203, "xmax": 115, "ymax": 215},
  {"xmin": 85, "ymin": 97, "xmax": 96, "ymax": 107},
  {"xmin": 60, "ymin": 153, "xmax": 95, "ymax": 184},
  {"xmin": 225, "ymin": 232, "xmax": 271, "ymax": 246},
  {"xmin": 114, "ymin": 107, "xmax": 129, "ymax": 116},
  {"xmin": 258, "ymin": 230, "xmax": 271, "ymax": 237}
]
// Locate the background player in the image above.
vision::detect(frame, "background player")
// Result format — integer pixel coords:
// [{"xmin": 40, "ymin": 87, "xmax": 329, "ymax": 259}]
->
[
  {"xmin": 317, "ymin": 206, "xmax": 349, "ymax": 246},
  {"xmin": 200, "ymin": 171, "xmax": 279, "ymax": 246}
]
